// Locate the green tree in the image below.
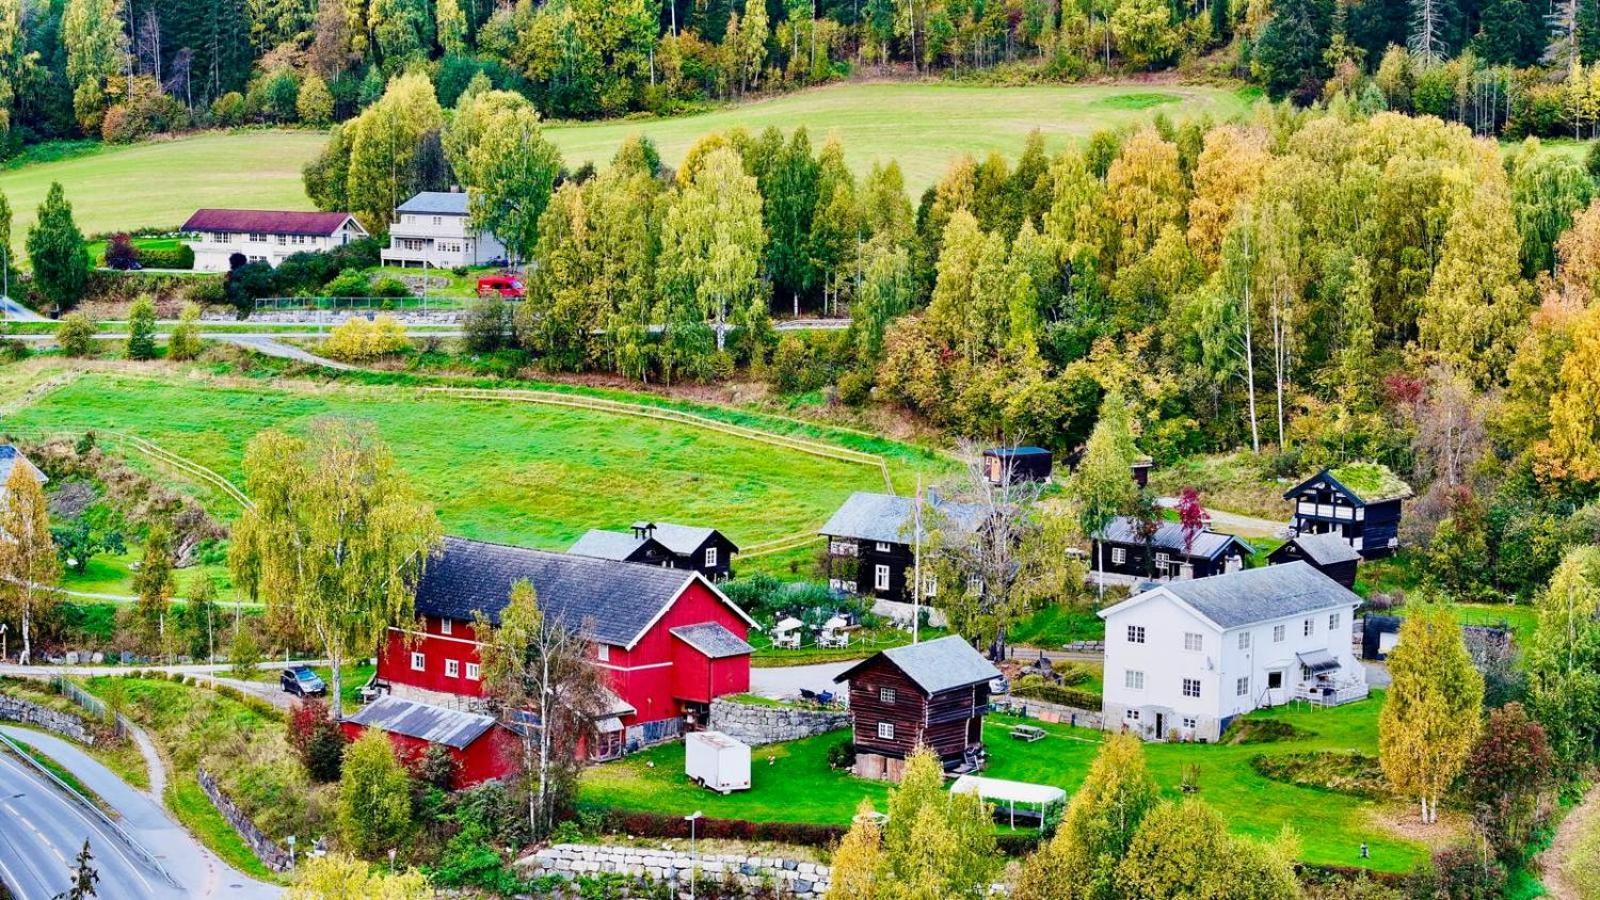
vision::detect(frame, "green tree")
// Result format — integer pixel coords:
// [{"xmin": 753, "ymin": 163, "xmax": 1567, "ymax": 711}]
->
[
  {"xmin": 337, "ymin": 729, "xmax": 413, "ymax": 858},
  {"xmin": 56, "ymin": 313, "xmax": 96, "ymax": 357},
  {"xmin": 435, "ymin": 0, "xmax": 467, "ymax": 54},
  {"xmin": 1070, "ymin": 391, "xmax": 1139, "ymax": 597},
  {"xmin": 1115, "ymin": 799, "xmax": 1301, "ymax": 899},
  {"xmin": 875, "ymin": 748, "xmax": 1001, "ymax": 899},
  {"xmin": 26, "ymin": 183, "xmax": 89, "ymax": 313},
  {"xmin": 764, "ymin": 127, "xmax": 821, "ymax": 313},
  {"xmin": 132, "ymin": 524, "xmax": 176, "ymax": 655},
  {"xmin": 296, "ymin": 73, "xmax": 334, "ymax": 126},
  {"xmin": 368, "ymin": 0, "xmax": 432, "ymax": 65},
  {"xmin": 1526, "ymin": 546, "xmax": 1600, "ymax": 770},
  {"xmin": 1540, "ymin": 303, "xmax": 1600, "ymax": 484},
  {"xmin": 61, "ymin": 0, "xmax": 126, "ymax": 131},
  {"xmin": 167, "ymin": 303, "xmax": 204, "ymax": 361},
  {"xmin": 181, "ymin": 571, "xmax": 221, "ymax": 662},
  {"xmin": 1252, "ymin": 0, "xmax": 1333, "ymax": 100},
  {"xmin": 344, "ymin": 72, "xmax": 444, "ymax": 234},
  {"xmin": 229, "ymin": 420, "xmax": 441, "ymax": 718},
  {"xmin": 1511, "ymin": 151, "xmax": 1594, "ymax": 278},
  {"xmin": 1379, "ymin": 601, "xmax": 1484, "ymax": 824},
  {"xmin": 0, "ymin": 0, "xmax": 21, "ymax": 136},
  {"xmin": 59, "ymin": 839, "xmax": 99, "ymax": 900},
  {"xmin": 0, "ymin": 463, "xmax": 59, "ymax": 665},
  {"xmin": 125, "ymin": 297, "xmax": 157, "ymax": 360},
  {"xmin": 464, "ymin": 104, "xmax": 562, "ymax": 263},
  {"xmin": 0, "ymin": 190, "xmax": 14, "ymax": 294}
]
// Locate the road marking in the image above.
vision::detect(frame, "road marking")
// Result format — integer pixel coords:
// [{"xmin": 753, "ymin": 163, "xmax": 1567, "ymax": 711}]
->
[{"xmin": 0, "ymin": 753, "xmax": 157, "ymax": 896}]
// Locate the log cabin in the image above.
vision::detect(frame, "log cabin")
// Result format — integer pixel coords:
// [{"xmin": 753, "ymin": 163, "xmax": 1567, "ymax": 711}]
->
[
  {"xmin": 568, "ymin": 522, "xmax": 739, "ymax": 580},
  {"xmin": 834, "ymin": 635, "xmax": 1001, "ymax": 781},
  {"xmin": 819, "ymin": 492, "xmax": 984, "ymax": 602},
  {"xmin": 1284, "ymin": 464, "xmax": 1412, "ymax": 559},
  {"xmin": 1090, "ymin": 516, "xmax": 1255, "ymax": 583},
  {"xmin": 1268, "ymin": 533, "xmax": 1361, "ymax": 589}
]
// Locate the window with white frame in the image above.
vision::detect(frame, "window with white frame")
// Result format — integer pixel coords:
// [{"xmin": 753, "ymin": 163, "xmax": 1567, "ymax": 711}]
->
[
  {"xmin": 1182, "ymin": 717, "xmax": 1196, "ymax": 729},
  {"xmin": 410, "ymin": 652, "xmax": 425, "ymax": 671},
  {"xmin": 1238, "ymin": 632, "xmax": 1250, "ymax": 650},
  {"xmin": 1236, "ymin": 676, "xmax": 1249, "ymax": 696},
  {"xmin": 1329, "ymin": 612, "xmax": 1341, "ymax": 630},
  {"xmin": 1125, "ymin": 709, "xmax": 1141, "ymax": 722},
  {"xmin": 877, "ymin": 722, "xmax": 895, "ymax": 740},
  {"xmin": 923, "ymin": 575, "xmax": 938, "ymax": 597},
  {"xmin": 1184, "ymin": 632, "xmax": 1203, "ymax": 652},
  {"xmin": 875, "ymin": 542, "xmax": 891, "ymax": 553},
  {"xmin": 1303, "ymin": 618, "xmax": 1314, "ymax": 637},
  {"xmin": 1127, "ymin": 625, "xmax": 1146, "ymax": 644},
  {"xmin": 705, "ymin": 547, "xmax": 718, "ymax": 567},
  {"xmin": 1125, "ymin": 670, "xmax": 1145, "ymax": 690},
  {"xmin": 966, "ymin": 575, "xmax": 984, "ymax": 595},
  {"xmin": 1182, "ymin": 678, "xmax": 1201, "ymax": 698},
  {"xmin": 445, "ymin": 659, "xmax": 460, "ymax": 678},
  {"xmin": 248, "ymin": 232, "xmax": 267, "ymax": 243},
  {"xmin": 597, "ymin": 644, "xmax": 610, "ymax": 662},
  {"xmin": 1273, "ymin": 624, "xmax": 1286, "ymax": 642},
  {"xmin": 1155, "ymin": 552, "xmax": 1170, "ymax": 566},
  {"xmin": 874, "ymin": 564, "xmax": 891, "ymax": 591},
  {"xmin": 879, "ymin": 687, "xmax": 896, "ymax": 704},
  {"xmin": 1111, "ymin": 547, "xmax": 1126, "ymax": 565},
  {"xmin": 466, "ymin": 662, "xmax": 480, "ymax": 681},
  {"xmin": 440, "ymin": 618, "xmax": 452, "ymax": 636}
]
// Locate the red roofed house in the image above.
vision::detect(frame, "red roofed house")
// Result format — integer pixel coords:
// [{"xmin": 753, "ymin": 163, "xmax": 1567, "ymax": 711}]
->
[
  {"xmin": 349, "ymin": 537, "xmax": 757, "ymax": 786},
  {"xmin": 181, "ymin": 209, "xmax": 368, "ymax": 272}
]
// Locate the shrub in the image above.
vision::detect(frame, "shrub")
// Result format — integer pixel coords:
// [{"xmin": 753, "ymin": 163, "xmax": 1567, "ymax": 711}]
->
[
  {"xmin": 210, "ymin": 92, "xmax": 247, "ymax": 126},
  {"xmin": 288, "ymin": 699, "xmax": 347, "ymax": 783},
  {"xmin": 1408, "ymin": 845, "xmax": 1507, "ymax": 899},
  {"xmin": 324, "ymin": 270, "xmax": 372, "ymax": 298},
  {"xmin": 228, "ymin": 626, "xmax": 263, "ymax": 676},
  {"xmin": 338, "ymin": 729, "xmax": 413, "ymax": 857},
  {"xmin": 124, "ymin": 296, "xmax": 157, "ymax": 360},
  {"xmin": 297, "ymin": 74, "xmax": 334, "ymax": 126},
  {"xmin": 463, "ymin": 297, "xmax": 507, "ymax": 352},
  {"xmin": 370, "ymin": 277, "xmax": 411, "ymax": 299},
  {"xmin": 411, "ymin": 744, "xmax": 457, "ymax": 791},
  {"xmin": 826, "ymin": 736, "xmax": 856, "ymax": 770},
  {"xmin": 166, "ymin": 304, "xmax": 204, "ymax": 361},
  {"xmin": 1220, "ymin": 718, "xmax": 1307, "ymax": 744},
  {"xmin": 56, "ymin": 313, "xmax": 97, "ymax": 357},
  {"xmin": 104, "ymin": 233, "xmax": 139, "ymax": 269},
  {"xmin": 322, "ymin": 315, "xmax": 412, "ymax": 362},
  {"xmin": 428, "ymin": 822, "xmax": 525, "ymax": 893},
  {"xmin": 138, "ymin": 244, "xmax": 194, "ymax": 270}
]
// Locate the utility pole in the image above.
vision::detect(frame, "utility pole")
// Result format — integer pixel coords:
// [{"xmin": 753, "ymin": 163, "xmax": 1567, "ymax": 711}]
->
[{"xmin": 911, "ymin": 474, "xmax": 923, "ymax": 645}]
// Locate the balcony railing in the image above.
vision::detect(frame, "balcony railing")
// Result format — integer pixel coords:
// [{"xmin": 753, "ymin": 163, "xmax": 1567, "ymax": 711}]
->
[{"xmin": 1293, "ymin": 681, "xmax": 1369, "ymax": 707}]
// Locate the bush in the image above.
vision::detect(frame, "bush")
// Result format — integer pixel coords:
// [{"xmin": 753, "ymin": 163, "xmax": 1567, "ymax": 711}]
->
[
  {"xmin": 167, "ymin": 303, "xmax": 203, "ymax": 361},
  {"xmin": 104, "ymin": 233, "xmax": 139, "ymax": 269},
  {"xmin": 370, "ymin": 277, "xmax": 411, "ymax": 299},
  {"xmin": 138, "ymin": 244, "xmax": 194, "ymax": 270},
  {"xmin": 125, "ymin": 296, "xmax": 157, "ymax": 360},
  {"xmin": 288, "ymin": 699, "xmax": 347, "ymax": 783},
  {"xmin": 1249, "ymin": 751, "xmax": 1387, "ymax": 799},
  {"xmin": 1408, "ymin": 845, "xmax": 1507, "ymax": 899},
  {"xmin": 826, "ymin": 736, "xmax": 856, "ymax": 770},
  {"xmin": 56, "ymin": 312, "xmax": 97, "ymax": 357},
  {"xmin": 210, "ymin": 92, "xmax": 246, "ymax": 126},
  {"xmin": 463, "ymin": 297, "xmax": 507, "ymax": 352},
  {"xmin": 322, "ymin": 315, "xmax": 412, "ymax": 362},
  {"xmin": 338, "ymin": 729, "xmax": 413, "ymax": 857},
  {"xmin": 428, "ymin": 822, "xmax": 525, "ymax": 893},
  {"xmin": 411, "ymin": 744, "xmax": 457, "ymax": 791},
  {"xmin": 1220, "ymin": 718, "xmax": 1308, "ymax": 744},
  {"xmin": 324, "ymin": 270, "xmax": 372, "ymax": 298},
  {"xmin": 228, "ymin": 626, "xmax": 263, "ymax": 676}
]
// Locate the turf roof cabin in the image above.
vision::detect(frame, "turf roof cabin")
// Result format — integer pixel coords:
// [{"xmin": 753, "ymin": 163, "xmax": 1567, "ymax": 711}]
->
[
  {"xmin": 1090, "ymin": 516, "xmax": 1254, "ymax": 584},
  {"xmin": 1268, "ymin": 533, "xmax": 1362, "ymax": 589},
  {"xmin": 568, "ymin": 522, "xmax": 739, "ymax": 581},
  {"xmin": 835, "ymin": 635, "xmax": 1001, "ymax": 781},
  {"xmin": 1284, "ymin": 463, "xmax": 1414, "ymax": 559},
  {"xmin": 819, "ymin": 492, "xmax": 985, "ymax": 602}
]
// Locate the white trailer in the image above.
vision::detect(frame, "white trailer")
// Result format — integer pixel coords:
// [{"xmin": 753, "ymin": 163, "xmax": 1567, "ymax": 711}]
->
[{"xmin": 684, "ymin": 731, "xmax": 751, "ymax": 794}]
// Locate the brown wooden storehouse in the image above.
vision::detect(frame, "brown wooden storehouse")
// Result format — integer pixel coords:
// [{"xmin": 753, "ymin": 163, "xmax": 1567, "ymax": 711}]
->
[{"xmin": 834, "ymin": 635, "xmax": 1001, "ymax": 781}]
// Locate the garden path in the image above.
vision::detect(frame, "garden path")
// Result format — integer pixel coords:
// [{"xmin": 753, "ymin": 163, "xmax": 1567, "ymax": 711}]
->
[{"xmin": 1541, "ymin": 782, "xmax": 1600, "ymax": 899}]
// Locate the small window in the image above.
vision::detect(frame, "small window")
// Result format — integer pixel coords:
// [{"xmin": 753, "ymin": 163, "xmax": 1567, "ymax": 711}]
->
[
  {"xmin": 466, "ymin": 662, "xmax": 480, "ymax": 681},
  {"xmin": 1273, "ymin": 624, "xmax": 1286, "ymax": 642},
  {"xmin": 1111, "ymin": 547, "xmax": 1126, "ymax": 565},
  {"xmin": 1182, "ymin": 717, "xmax": 1196, "ymax": 730},
  {"xmin": 1154, "ymin": 552, "xmax": 1170, "ymax": 566},
  {"xmin": 1236, "ymin": 676, "xmax": 1249, "ymax": 696},
  {"xmin": 923, "ymin": 575, "xmax": 938, "ymax": 597},
  {"xmin": 874, "ymin": 564, "xmax": 891, "ymax": 591},
  {"xmin": 1125, "ymin": 709, "xmax": 1141, "ymax": 722},
  {"xmin": 1184, "ymin": 632, "xmax": 1203, "ymax": 652},
  {"xmin": 875, "ymin": 542, "xmax": 891, "ymax": 553},
  {"xmin": 410, "ymin": 652, "xmax": 425, "ymax": 671},
  {"xmin": 877, "ymin": 722, "xmax": 895, "ymax": 740},
  {"xmin": 966, "ymin": 575, "xmax": 984, "ymax": 595},
  {"xmin": 879, "ymin": 687, "xmax": 896, "ymax": 704},
  {"xmin": 1238, "ymin": 632, "xmax": 1250, "ymax": 650},
  {"xmin": 1303, "ymin": 618, "xmax": 1314, "ymax": 637},
  {"xmin": 1127, "ymin": 625, "xmax": 1146, "ymax": 644},
  {"xmin": 1267, "ymin": 671, "xmax": 1284, "ymax": 690},
  {"xmin": 276, "ymin": 235, "xmax": 287, "ymax": 245},
  {"xmin": 1329, "ymin": 612, "xmax": 1341, "ymax": 630},
  {"xmin": 597, "ymin": 644, "xmax": 610, "ymax": 662},
  {"xmin": 1125, "ymin": 670, "xmax": 1144, "ymax": 690},
  {"xmin": 705, "ymin": 547, "xmax": 718, "ymax": 567},
  {"xmin": 1182, "ymin": 678, "xmax": 1201, "ymax": 698},
  {"xmin": 445, "ymin": 659, "xmax": 460, "ymax": 678},
  {"xmin": 440, "ymin": 618, "xmax": 452, "ymax": 636}
]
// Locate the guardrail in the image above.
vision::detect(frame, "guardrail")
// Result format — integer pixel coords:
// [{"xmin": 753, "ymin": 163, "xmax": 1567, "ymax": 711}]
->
[{"xmin": 0, "ymin": 731, "xmax": 181, "ymax": 889}]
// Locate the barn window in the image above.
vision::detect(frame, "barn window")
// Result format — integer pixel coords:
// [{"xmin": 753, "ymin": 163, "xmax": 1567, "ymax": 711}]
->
[
  {"xmin": 1125, "ymin": 670, "xmax": 1144, "ymax": 690},
  {"xmin": 877, "ymin": 722, "xmax": 895, "ymax": 740},
  {"xmin": 597, "ymin": 645, "xmax": 611, "ymax": 662},
  {"xmin": 1273, "ymin": 624, "xmax": 1286, "ymax": 642},
  {"xmin": 1111, "ymin": 548, "xmax": 1126, "ymax": 565},
  {"xmin": 705, "ymin": 547, "xmax": 718, "ymax": 567},
  {"xmin": 445, "ymin": 660, "xmax": 460, "ymax": 678},
  {"xmin": 1238, "ymin": 632, "xmax": 1250, "ymax": 650},
  {"xmin": 410, "ymin": 652, "xmax": 425, "ymax": 671},
  {"xmin": 1127, "ymin": 625, "xmax": 1145, "ymax": 644},
  {"xmin": 466, "ymin": 663, "xmax": 480, "ymax": 681},
  {"xmin": 1182, "ymin": 678, "xmax": 1201, "ymax": 698},
  {"xmin": 1236, "ymin": 676, "xmax": 1249, "ymax": 696},
  {"xmin": 874, "ymin": 565, "xmax": 891, "ymax": 591},
  {"xmin": 879, "ymin": 687, "xmax": 896, "ymax": 704},
  {"xmin": 1184, "ymin": 632, "xmax": 1202, "ymax": 652},
  {"xmin": 440, "ymin": 619, "xmax": 452, "ymax": 636}
]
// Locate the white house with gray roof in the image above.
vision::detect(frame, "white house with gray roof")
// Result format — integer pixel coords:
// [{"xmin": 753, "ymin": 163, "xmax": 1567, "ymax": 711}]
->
[
  {"xmin": 0, "ymin": 446, "xmax": 45, "ymax": 497},
  {"xmin": 380, "ymin": 191, "xmax": 507, "ymax": 269},
  {"xmin": 1098, "ymin": 562, "xmax": 1367, "ymax": 743}
]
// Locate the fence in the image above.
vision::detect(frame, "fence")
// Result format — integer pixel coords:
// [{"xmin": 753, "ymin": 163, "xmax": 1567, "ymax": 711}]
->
[
  {"xmin": 2, "ymin": 427, "xmax": 251, "ymax": 511},
  {"xmin": 51, "ymin": 676, "xmax": 128, "ymax": 741},
  {"xmin": 253, "ymin": 295, "xmax": 471, "ymax": 313}
]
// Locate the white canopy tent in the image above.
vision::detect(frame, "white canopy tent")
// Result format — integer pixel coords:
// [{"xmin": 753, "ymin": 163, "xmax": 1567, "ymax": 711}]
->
[{"xmin": 950, "ymin": 775, "xmax": 1068, "ymax": 828}]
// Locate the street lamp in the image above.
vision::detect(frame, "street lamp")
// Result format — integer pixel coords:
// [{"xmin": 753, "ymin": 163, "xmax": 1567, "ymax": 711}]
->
[{"xmin": 685, "ymin": 810, "xmax": 703, "ymax": 900}]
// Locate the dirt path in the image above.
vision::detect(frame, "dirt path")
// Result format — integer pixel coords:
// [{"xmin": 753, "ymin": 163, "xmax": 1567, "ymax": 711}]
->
[
  {"xmin": 1541, "ymin": 782, "xmax": 1600, "ymax": 899},
  {"xmin": 123, "ymin": 719, "xmax": 168, "ymax": 802}
]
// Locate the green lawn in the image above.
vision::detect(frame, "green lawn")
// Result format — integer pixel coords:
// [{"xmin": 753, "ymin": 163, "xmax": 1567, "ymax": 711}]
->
[
  {"xmin": 85, "ymin": 235, "xmax": 188, "ymax": 267},
  {"xmin": 62, "ymin": 546, "xmax": 239, "ymax": 603},
  {"xmin": 547, "ymin": 82, "xmax": 1256, "ymax": 194},
  {"xmin": 6, "ymin": 371, "xmax": 934, "ymax": 550},
  {"xmin": 1, "ymin": 131, "xmax": 327, "ymax": 258},
  {"xmin": 581, "ymin": 692, "xmax": 1431, "ymax": 873},
  {"xmin": 1009, "ymin": 604, "xmax": 1106, "ymax": 648}
]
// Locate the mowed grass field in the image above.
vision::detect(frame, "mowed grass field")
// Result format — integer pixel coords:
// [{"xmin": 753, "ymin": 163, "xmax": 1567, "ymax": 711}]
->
[
  {"xmin": 546, "ymin": 82, "xmax": 1257, "ymax": 193},
  {"xmin": 3, "ymin": 370, "xmax": 924, "ymax": 549},
  {"xmin": 0, "ymin": 130, "xmax": 326, "ymax": 254}
]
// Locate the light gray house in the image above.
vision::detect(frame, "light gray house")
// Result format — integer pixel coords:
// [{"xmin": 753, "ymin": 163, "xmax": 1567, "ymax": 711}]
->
[{"xmin": 380, "ymin": 191, "xmax": 507, "ymax": 269}]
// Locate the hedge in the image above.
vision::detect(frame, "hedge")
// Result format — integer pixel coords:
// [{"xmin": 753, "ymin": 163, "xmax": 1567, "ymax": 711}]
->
[{"xmin": 138, "ymin": 244, "xmax": 195, "ymax": 270}]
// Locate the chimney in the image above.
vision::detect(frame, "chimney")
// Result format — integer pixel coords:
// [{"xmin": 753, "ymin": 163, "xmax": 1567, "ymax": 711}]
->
[{"xmin": 632, "ymin": 522, "xmax": 656, "ymax": 541}]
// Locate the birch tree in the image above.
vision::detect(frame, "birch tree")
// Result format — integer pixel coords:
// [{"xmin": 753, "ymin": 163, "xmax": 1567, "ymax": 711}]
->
[
  {"xmin": 1070, "ymin": 392, "xmax": 1140, "ymax": 599},
  {"xmin": 0, "ymin": 463, "xmax": 59, "ymax": 665},
  {"xmin": 1379, "ymin": 601, "xmax": 1484, "ymax": 824},
  {"xmin": 1526, "ymin": 546, "xmax": 1600, "ymax": 770}
]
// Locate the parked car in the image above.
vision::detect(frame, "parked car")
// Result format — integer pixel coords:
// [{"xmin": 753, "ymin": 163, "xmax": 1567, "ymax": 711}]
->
[
  {"xmin": 476, "ymin": 274, "xmax": 524, "ymax": 299},
  {"xmin": 280, "ymin": 665, "xmax": 327, "ymax": 697}
]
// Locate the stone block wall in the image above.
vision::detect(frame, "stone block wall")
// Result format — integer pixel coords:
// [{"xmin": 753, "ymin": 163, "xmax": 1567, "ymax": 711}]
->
[
  {"xmin": 708, "ymin": 699, "xmax": 849, "ymax": 747},
  {"xmin": 996, "ymin": 696, "xmax": 1104, "ymax": 730},
  {"xmin": 0, "ymin": 695, "xmax": 99, "ymax": 745},
  {"xmin": 197, "ymin": 768, "xmax": 294, "ymax": 872},
  {"xmin": 523, "ymin": 843, "xmax": 831, "ymax": 898}
]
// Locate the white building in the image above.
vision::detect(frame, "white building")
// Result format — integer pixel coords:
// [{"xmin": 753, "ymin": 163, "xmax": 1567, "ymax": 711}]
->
[
  {"xmin": 379, "ymin": 191, "xmax": 507, "ymax": 269},
  {"xmin": 182, "ymin": 209, "xmax": 368, "ymax": 273},
  {"xmin": 1098, "ymin": 562, "xmax": 1367, "ymax": 743}
]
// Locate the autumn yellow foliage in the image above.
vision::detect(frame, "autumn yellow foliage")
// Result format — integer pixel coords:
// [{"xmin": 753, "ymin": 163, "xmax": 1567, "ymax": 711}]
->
[{"xmin": 321, "ymin": 314, "xmax": 413, "ymax": 362}]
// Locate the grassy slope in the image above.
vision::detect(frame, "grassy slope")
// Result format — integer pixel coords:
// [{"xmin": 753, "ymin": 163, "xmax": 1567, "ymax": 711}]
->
[
  {"xmin": 581, "ymin": 692, "xmax": 1429, "ymax": 872},
  {"xmin": 546, "ymin": 82, "xmax": 1256, "ymax": 194},
  {"xmin": 1, "ymin": 131, "xmax": 327, "ymax": 256},
  {"xmin": 4, "ymin": 371, "xmax": 917, "ymax": 548}
]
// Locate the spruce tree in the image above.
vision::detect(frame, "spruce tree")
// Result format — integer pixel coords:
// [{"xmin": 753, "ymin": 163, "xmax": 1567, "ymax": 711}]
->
[{"xmin": 25, "ymin": 182, "xmax": 88, "ymax": 313}]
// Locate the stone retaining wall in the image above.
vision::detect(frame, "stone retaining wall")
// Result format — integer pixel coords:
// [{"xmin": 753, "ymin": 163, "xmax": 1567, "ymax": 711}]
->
[
  {"xmin": 994, "ymin": 696, "xmax": 1104, "ymax": 730},
  {"xmin": 197, "ymin": 768, "xmax": 294, "ymax": 872},
  {"xmin": 0, "ymin": 695, "xmax": 99, "ymax": 745},
  {"xmin": 523, "ymin": 843, "xmax": 831, "ymax": 898},
  {"xmin": 709, "ymin": 699, "xmax": 849, "ymax": 747}
]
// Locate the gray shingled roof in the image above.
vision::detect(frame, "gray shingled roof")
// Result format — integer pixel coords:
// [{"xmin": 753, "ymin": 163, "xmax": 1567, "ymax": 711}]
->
[
  {"xmin": 818, "ymin": 492, "xmax": 985, "ymax": 545},
  {"xmin": 670, "ymin": 623, "xmax": 754, "ymax": 659},
  {"xmin": 1094, "ymin": 516, "xmax": 1252, "ymax": 560},
  {"xmin": 415, "ymin": 537, "xmax": 752, "ymax": 648},
  {"xmin": 836, "ymin": 635, "xmax": 1000, "ymax": 695},
  {"xmin": 397, "ymin": 191, "xmax": 470, "ymax": 216},
  {"xmin": 0, "ymin": 446, "xmax": 46, "ymax": 488},
  {"xmin": 568, "ymin": 529, "xmax": 654, "ymax": 561},
  {"xmin": 1129, "ymin": 561, "xmax": 1360, "ymax": 630},
  {"xmin": 345, "ymin": 696, "xmax": 496, "ymax": 749},
  {"xmin": 1284, "ymin": 533, "xmax": 1361, "ymax": 566}
]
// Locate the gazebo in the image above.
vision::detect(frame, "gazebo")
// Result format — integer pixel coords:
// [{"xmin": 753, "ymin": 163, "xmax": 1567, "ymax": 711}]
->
[{"xmin": 949, "ymin": 774, "xmax": 1067, "ymax": 828}]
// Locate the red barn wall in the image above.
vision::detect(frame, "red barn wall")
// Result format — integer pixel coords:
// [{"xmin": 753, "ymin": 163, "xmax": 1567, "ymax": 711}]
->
[{"xmin": 340, "ymin": 720, "xmax": 517, "ymax": 788}]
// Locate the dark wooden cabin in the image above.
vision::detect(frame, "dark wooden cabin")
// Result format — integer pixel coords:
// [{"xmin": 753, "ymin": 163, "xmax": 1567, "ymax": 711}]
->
[
  {"xmin": 1268, "ymin": 533, "xmax": 1361, "ymax": 589},
  {"xmin": 819, "ymin": 492, "xmax": 984, "ymax": 602},
  {"xmin": 835, "ymin": 635, "xmax": 1001, "ymax": 780},
  {"xmin": 1090, "ymin": 516, "xmax": 1254, "ymax": 581},
  {"xmin": 569, "ymin": 522, "xmax": 739, "ymax": 580},
  {"xmin": 1284, "ymin": 464, "xmax": 1412, "ymax": 560},
  {"xmin": 981, "ymin": 447, "xmax": 1053, "ymax": 485}
]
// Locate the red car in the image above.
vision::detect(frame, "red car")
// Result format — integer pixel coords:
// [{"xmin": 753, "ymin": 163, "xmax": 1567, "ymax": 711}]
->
[{"xmin": 476, "ymin": 275, "xmax": 524, "ymax": 299}]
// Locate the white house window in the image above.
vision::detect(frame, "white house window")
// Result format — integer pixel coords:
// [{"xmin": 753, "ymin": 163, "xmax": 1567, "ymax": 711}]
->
[
  {"xmin": 1125, "ymin": 670, "xmax": 1145, "ymax": 690},
  {"xmin": 879, "ymin": 687, "xmax": 896, "ymax": 704},
  {"xmin": 1329, "ymin": 612, "xmax": 1341, "ymax": 630},
  {"xmin": 705, "ymin": 547, "xmax": 718, "ymax": 567},
  {"xmin": 445, "ymin": 659, "xmax": 460, "ymax": 678},
  {"xmin": 440, "ymin": 618, "xmax": 452, "ymax": 636},
  {"xmin": 1273, "ymin": 624, "xmax": 1286, "ymax": 642},
  {"xmin": 877, "ymin": 722, "xmax": 895, "ymax": 740},
  {"xmin": 1111, "ymin": 548, "xmax": 1126, "ymax": 565},
  {"xmin": 875, "ymin": 542, "xmax": 891, "ymax": 553},
  {"xmin": 1127, "ymin": 625, "xmax": 1146, "ymax": 644},
  {"xmin": 466, "ymin": 663, "xmax": 480, "ymax": 681},
  {"xmin": 1303, "ymin": 618, "xmax": 1314, "ymax": 637},
  {"xmin": 247, "ymin": 232, "xmax": 267, "ymax": 243},
  {"xmin": 874, "ymin": 564, "xmax": 891, "ymax": 591},
  {"xmin": 597, "ymin": 645, "xmax": 610, "ymax": 662},
  {"xmin": 1236, "ymin": 676, "xmax": 1249, "ymax": 696},
  {"xmin": 1182, "ymin": 678, "xmax": 1201, "ymax": 698},
  {"xmin": 1182, "ymin": 717, "xmax": 1197, "ymax": 730},
  {"xmin": 1238, "ymin": 632, "xmax": 1250, "ymax": 650},
  {"xmin": 410, "ymin": 652, "xmax": 425, "ymax": 671},
  {"xmin": 1154, "ymin": 552, "xmax": 1170, "ymax": 566},
  {"xmin": 1184, "ymin": 632, "xmax": 1203, "ymax": 652},
  {"xmin": 1125, "ymin": 709, "xmax": 1141, "ymax": 722},
  {"xmin": 432, "ymin": 216, "xmax": 443, "ymax": 225},
  {"xmin": 276, "ymin": 235, "xmax": 287, "ymax": 245}
]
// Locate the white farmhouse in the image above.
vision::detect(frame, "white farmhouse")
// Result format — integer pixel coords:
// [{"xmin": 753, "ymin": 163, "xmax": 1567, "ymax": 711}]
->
[
  {"xmin": 1099, "ymin": 562, "xmax": 1367, "ymax": 743},
  {"xmin": 182, "ymin": 209, "xmax": 368, "ymax": 273},
  {"xmin": 380, "ymin": 191, "xmax": 507, "ymax": 269}
]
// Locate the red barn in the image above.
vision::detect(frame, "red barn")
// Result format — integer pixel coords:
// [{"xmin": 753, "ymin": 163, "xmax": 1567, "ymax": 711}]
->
[{"xmin": 354, "ymin": 537, "xmax": 756, "ymax": 782}]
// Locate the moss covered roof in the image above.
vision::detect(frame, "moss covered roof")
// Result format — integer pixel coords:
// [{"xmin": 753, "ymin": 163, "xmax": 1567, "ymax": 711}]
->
[{"xmin": 1329, "ymin": 462, "xmax": 1413, "ymax": 503}]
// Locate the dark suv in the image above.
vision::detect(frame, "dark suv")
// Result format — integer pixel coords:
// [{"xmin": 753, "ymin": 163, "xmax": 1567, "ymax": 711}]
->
[{"xmin": 280, "ymin": 665, "xmax": 327, "ymax": 697}]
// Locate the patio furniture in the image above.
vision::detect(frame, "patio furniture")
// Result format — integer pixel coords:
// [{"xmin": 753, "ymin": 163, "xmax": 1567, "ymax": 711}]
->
[{"xmin": 1010, "ymin": 724, "xmax": 1046, "ymax": 742}]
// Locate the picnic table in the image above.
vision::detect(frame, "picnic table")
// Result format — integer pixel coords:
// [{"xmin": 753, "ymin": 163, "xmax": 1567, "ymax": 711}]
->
[{"xmin": 1010, "ymin": 724, "xmax": 1047, "ymax": 742}]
